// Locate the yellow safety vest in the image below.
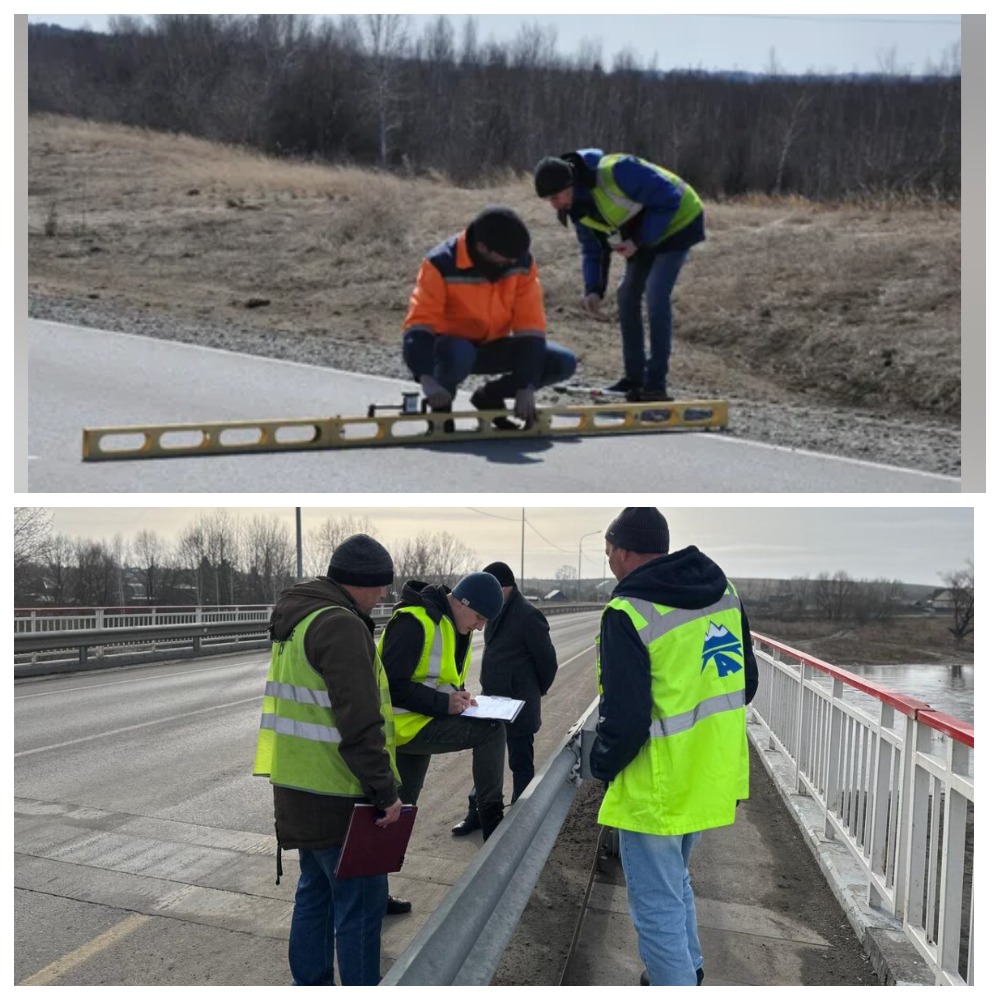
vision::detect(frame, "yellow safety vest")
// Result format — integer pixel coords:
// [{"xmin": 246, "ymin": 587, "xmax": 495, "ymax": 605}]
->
[
  {"xmin": 377, "ymin": 605, "xmax": 472, "ymax": 744},
  {"xmin": 581, "ymin": 153, "xmax": 703, "ymax": 244},
  {"xmin": 596, "ymin": 582, "xmax": 749, "ymax": 835},
  {"xmin": 254, "ymin": 606, "xmax": 398, "ymax": 794}
]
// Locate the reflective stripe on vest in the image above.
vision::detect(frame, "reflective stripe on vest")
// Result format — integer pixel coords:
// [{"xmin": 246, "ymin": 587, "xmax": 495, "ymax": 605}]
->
[
  {"xmin": 253, "ymin": 605, "xmax": 398, "ymax": 795},
  {"xmin": 378, "ymin": 605, "xmax": 471, "ymax": 745},
  {"xmin": 596, "ymin": 583, "xmax": 749, "ymax": 836}
]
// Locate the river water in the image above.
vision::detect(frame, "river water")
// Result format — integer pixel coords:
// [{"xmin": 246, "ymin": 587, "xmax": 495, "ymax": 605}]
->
[{"xmin": 843, "ymin": 662, "xmax": 974, "ymax": 724}]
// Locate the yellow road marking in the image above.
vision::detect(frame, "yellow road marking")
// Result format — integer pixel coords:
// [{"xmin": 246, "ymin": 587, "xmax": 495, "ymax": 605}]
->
[{"xmin": 18, "ymin": 912, "xmax": 151, "ymax": 985}]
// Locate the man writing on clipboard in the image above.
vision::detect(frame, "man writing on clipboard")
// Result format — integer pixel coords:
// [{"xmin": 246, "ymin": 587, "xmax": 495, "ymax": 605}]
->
[
  {"xmin": 253, "ymin": 533, "xmax": 404, "ymax": 986},
  {"xmin": 379, "ymin": 571, "xmax": 509, "ymax": 842}
]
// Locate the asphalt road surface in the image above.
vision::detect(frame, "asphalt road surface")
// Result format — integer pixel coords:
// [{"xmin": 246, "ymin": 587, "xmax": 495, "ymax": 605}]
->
[
  {"xmin": 14, "ymin": 611, "xmax": 602, "ymax": 986},
  {"xmin": 25, "ymin": 320, "xmax": 959, "ymax": 493}
]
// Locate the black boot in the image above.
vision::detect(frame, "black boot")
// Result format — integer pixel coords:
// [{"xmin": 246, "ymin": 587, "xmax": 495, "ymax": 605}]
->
[
  {"xmin": 640, "ymin": 967, "xmax": 703, "ymax": 986},
  {"xmin": 477, "ymin": 802, "xmax": 505, "ymax": 842},
  {"xmin": 451, "ymin": 793, "xmax": 481, "ymax": 836}
]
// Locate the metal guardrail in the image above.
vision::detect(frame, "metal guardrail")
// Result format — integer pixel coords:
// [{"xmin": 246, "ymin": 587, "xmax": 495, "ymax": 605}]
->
[
  {"xmin": 13, "ymin": 604, "xmax": 602, "ymax": 677},
  {"xmin": 381, "ymin": 699, "xmax": 600, "ymax": 985},
  {"xmin": 749, "ymin": 633, "xmax": 974, "ymax": 986}
]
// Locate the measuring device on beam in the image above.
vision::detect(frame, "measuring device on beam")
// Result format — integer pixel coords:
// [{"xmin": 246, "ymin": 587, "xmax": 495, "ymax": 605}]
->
[{"xmin": 81, "ymin": 393, "xmax": 728, "ymax": 462}]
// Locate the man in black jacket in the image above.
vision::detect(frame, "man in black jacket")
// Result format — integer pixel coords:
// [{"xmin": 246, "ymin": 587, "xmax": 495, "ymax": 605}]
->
[{"xmin": 452, "ymin": 561, "xmax": 559, "ymax": 836}]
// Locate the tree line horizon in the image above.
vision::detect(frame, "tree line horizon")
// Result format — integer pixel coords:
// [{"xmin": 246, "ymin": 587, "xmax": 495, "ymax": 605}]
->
[
  {"xmin": 13, "ymin": 509, "xmax": 971, "ymax": 645},
  {"xmin": 27, "ymin": 14, "xmax": 960, "ymax": 201}
]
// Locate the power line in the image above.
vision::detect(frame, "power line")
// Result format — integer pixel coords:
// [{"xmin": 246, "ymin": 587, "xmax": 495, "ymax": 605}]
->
[{"xmin": 713, "ymin": 14, "xmax": 959, "ymax": 26}]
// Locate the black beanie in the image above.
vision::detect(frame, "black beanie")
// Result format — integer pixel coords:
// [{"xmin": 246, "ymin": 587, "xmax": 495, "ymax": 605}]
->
[
  {"xmin": 482, "ymin": 561, "xmax": 517, "ymax": 588},
  {"xmin": 451, "ymin": 571, "xmax": 504, "ymax": 620},
  {"xmin": 534, "ymin": 156, "xmax": 574, "ymax": 197},
  {"xmin": 469, "ymin": 206, "xmax": 530, "ymax": 259},
  {"xmin": 604, "ymin": 507, "xmax": 669, "ymax": 554},
  {"xmin": 326, "ymin": 533, "xmax": 394, "ymax": 587}
]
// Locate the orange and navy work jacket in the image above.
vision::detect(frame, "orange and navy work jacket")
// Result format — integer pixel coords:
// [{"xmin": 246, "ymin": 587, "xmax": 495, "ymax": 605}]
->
[{"xmin": 402, "ymin": 232, "xmax": 546, "ymax": 345}]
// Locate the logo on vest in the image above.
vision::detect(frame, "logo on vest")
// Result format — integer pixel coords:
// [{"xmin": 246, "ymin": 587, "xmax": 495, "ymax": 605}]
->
[{"xmin": 701, "ymin": 622, "xmax": 743, "ymax": 677}]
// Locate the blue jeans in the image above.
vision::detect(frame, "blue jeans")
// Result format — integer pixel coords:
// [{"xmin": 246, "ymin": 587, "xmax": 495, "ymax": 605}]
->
[
  {"xmin": 619, "ymin": 830, "xmax": 703, "ymax": 986},
  {"xmin": 403, "ymin": 330, "xmax": 577, "ymax": 398},
  {"xmin": 616, "ymin": 248, "xmax": 689, "ymax": 391},
  {"xmin": 288, "ymin": 845, "xmax": 388, "ymax": 986}
]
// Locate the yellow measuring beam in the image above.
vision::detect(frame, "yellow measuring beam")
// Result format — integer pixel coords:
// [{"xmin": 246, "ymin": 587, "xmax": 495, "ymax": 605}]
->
[{"xmin": 81, "ymin": 400, "xmax": 728, "ymax": 462}]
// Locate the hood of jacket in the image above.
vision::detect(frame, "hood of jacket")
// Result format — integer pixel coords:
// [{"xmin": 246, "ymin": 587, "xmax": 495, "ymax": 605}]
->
[
  {"xmin": 268, "ymin": 576, "xmax": 367, "ymax": 643},
  {"xmin": 611, "ymin": 545, "xmax": 728, "ymax": 610},
  {"xmin": 393, "ymin": 580, "xmax": 452, "ymax": 623}
]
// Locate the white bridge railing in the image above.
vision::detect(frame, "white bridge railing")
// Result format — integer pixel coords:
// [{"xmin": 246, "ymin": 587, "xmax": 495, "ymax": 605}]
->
[{"xmin": 749, "ymin": 634, "xmax": 973, "ymax": 986}]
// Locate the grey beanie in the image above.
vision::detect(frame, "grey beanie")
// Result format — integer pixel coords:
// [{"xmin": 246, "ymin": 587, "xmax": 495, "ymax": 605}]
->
[
  {"xmin": 604, "ymin": 507, "xmax": 669, "ymax": 554},
  {"xmin": 326, "ymin": 533, "xmax": 394, "ymax": 587},
  {"xmin": 452, "ymin": 571, "xmax": 504, "ymax": 620}
]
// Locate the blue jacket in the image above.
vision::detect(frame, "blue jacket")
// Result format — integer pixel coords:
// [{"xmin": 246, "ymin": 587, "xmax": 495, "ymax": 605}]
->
[{"xmin": 561, "ymin": 148, "xmax": 705, "ymax": 297}]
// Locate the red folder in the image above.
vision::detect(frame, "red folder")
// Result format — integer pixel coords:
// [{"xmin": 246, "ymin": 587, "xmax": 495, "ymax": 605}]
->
[{"xmin": 334, "ymin": 804, "xmax": 418, "ymax": 879}]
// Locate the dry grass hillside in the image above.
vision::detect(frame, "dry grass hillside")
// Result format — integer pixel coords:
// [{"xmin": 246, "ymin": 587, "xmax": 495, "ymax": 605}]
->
[{"xmin": 28, "ymin": 115, "xmax": 961, "ymax": 438}]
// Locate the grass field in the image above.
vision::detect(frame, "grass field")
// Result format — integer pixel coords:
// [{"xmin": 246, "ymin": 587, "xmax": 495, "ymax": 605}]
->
[{"xmin": 28, "ymin": 115, "xmax": 960, "ymax": 423}]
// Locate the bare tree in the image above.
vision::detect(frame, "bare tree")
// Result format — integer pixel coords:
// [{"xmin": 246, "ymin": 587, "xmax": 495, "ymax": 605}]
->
[
  {"xmin": 941, "ymin": 562, "xmax": 973, "ymax": 647},
  {"xmin": 42, "ymin": 533, "xmax": 76, "ymax": 606},
  {"xmin": 361, "ymin": 13, "xmax": 410, "ymax": 167},
  {"xmin": 176, "ymin": 524, "xmax": 208, "ymax": 605},
  {"xmin": 392, "ymin": 530, "xmax": 473, "ymax": 587},
  {"xmin": 73, "ymin": 540, "xmax": 119, "ymax": 607},
  {"xmin": 14, "ymin": 508, "xmax": 53, "ymax": 569},
  {"xmin": 134, "ymin": 528, "xmax": 165, "ymax": 604},
  {"xmin": 241, "ymin": 514, "xmax": 295, "ymax": 602}
]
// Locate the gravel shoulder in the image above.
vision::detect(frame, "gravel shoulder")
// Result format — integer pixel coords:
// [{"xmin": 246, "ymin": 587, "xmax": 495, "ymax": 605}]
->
[{"xmin": 28, "ymin": 294, "xmax": 961, "ymax": 479}]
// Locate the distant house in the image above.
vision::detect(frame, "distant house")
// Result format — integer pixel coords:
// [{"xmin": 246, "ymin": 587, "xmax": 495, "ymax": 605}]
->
[{"xmin": 543, "ymin": 589, "xmax": 569, "ymax": 602}]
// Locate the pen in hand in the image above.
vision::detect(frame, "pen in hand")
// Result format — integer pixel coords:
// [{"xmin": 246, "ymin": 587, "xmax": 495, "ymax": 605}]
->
[{"xmin": 448, "ymin": 684, "xmax": 477, "ymax": 713}]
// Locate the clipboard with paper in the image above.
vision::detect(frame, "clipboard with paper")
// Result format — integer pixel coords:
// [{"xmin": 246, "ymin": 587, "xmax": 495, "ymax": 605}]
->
[
  {"xmin": 334, "ymin": 804, "xmax": 418, "ymax": 879},
  {"xmin": 460, "ymin": 695, "xmax": 525, "ymax": 722}
]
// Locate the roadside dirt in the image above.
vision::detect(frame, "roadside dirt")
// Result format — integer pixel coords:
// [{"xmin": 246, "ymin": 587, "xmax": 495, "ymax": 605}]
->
[{"xmin": 27, "ymin": 115, "xmax": 961, "ymax": 477}]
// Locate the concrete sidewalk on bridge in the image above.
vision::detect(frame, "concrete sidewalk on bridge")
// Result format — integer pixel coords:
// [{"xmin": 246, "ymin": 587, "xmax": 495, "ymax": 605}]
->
[{"xmin": 560, "ymin": 719, "xmax": 935, "ymax": 987}]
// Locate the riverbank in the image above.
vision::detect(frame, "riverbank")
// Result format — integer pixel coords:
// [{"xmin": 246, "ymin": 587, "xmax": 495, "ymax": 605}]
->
[{"xmin": 750, "ymin": 616, "xmax": 972, "ymax": 668}]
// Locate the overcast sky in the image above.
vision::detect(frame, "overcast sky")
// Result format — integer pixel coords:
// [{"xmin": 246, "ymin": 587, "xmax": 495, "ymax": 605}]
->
[
  {"xmin": 27, "ymin": 12, "xmax": 963, "ymax": 76},
  {"xmin": 35, "ymin": 503, "xmax": 973, "ymax": 586}
]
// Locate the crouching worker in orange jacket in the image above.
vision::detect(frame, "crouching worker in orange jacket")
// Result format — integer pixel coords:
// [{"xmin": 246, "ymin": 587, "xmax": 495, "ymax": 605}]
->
[{"xmin": 402, "ymin": 206, "xmax": 577, "ymax": 429}]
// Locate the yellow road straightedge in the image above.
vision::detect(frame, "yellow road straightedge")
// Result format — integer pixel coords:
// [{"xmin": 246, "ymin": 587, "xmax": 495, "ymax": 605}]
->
[{"xmin": 81, "ymin": 401, "xmax": 728, "ymax": 462}]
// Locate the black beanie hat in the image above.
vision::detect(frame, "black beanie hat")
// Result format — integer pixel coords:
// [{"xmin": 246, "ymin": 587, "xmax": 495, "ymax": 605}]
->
[
  {"xmin": 469, "ymin": 206, "xmax": 530, "ymax": 259},
  {"xmin": 327, "ymin": 533, "xmax": 395, "ymax": 587},
  {"xmin": 482, "ymin": 561, "xmax": 517, "ymax": 588},
  {"xmin": 451, "ymin": 571, "xmax": 504, "ymax": 620},
  {"xmin": 534, "ymin": 156, "xmax": 575, "ymax": 197},
  {"xmin": 604, "ymin": 507, "xmax": 669, "ymax": 554}
]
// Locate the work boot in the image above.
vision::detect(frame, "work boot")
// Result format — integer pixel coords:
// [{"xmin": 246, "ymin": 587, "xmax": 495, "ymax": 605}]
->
[
  {"xmin": 639, "ymin": 967, "xmax": 703, "ymax": 985},
  {"xmin": 604, "ymin": 376, "xmax": 640, "ymax": 394},
  {"xmin": 477, "ymin": 802, "xmax": 505, "ymax": 842},
  {"xmin": 471, "ymin": 385, "xmax": 519, "ymax": 431},
  {"xmin": 386, "ymin": 895, "xmax": 412, "ymax": 915},
  {"xmin": 429, "ymin": 402, "xmax": 454, "ymax": 434},
  {"xmin": 451, "ymin": 793, "xmax": 482, "ymax": 836},
  {"xmin": 626, "ymin": 385, "xmax": 674, "ymax": 402}
]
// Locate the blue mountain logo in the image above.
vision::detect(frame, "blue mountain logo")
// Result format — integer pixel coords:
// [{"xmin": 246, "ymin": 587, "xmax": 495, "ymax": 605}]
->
[{"xmin": 701, "ymin": 622, "xmax": 744, "ymax": 677}]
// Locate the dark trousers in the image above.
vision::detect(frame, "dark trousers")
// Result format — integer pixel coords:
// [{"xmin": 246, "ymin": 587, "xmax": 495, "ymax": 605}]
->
[
  {"xmin": 506, "ymin": 733, "xmax": 535, "ymax": 801},
  {"xmin": 468, "ymin": 730, "xmax": 536, "ymax": 808},
  {"xmin": 396, "ymin": 715, "xmax": 506, "ymax": 807},
  {"xmin": 403, "ymin": 329, "xmax": 577, "ymax": 398}
]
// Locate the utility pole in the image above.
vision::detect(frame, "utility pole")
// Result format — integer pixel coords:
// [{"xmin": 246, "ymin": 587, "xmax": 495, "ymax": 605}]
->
[
  {"xmin": 520, "ymin": 508, "xmax": 525, "ymax": 590},
  {"xmin": 295, "ymin": 507, "xmax": 303, "ymax": 580}
]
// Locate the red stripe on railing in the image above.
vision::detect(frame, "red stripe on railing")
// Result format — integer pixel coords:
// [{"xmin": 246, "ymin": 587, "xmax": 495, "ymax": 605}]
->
[{"xmin": 752, "ymin": 632, "xmax": 973, "ymax": 747}]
